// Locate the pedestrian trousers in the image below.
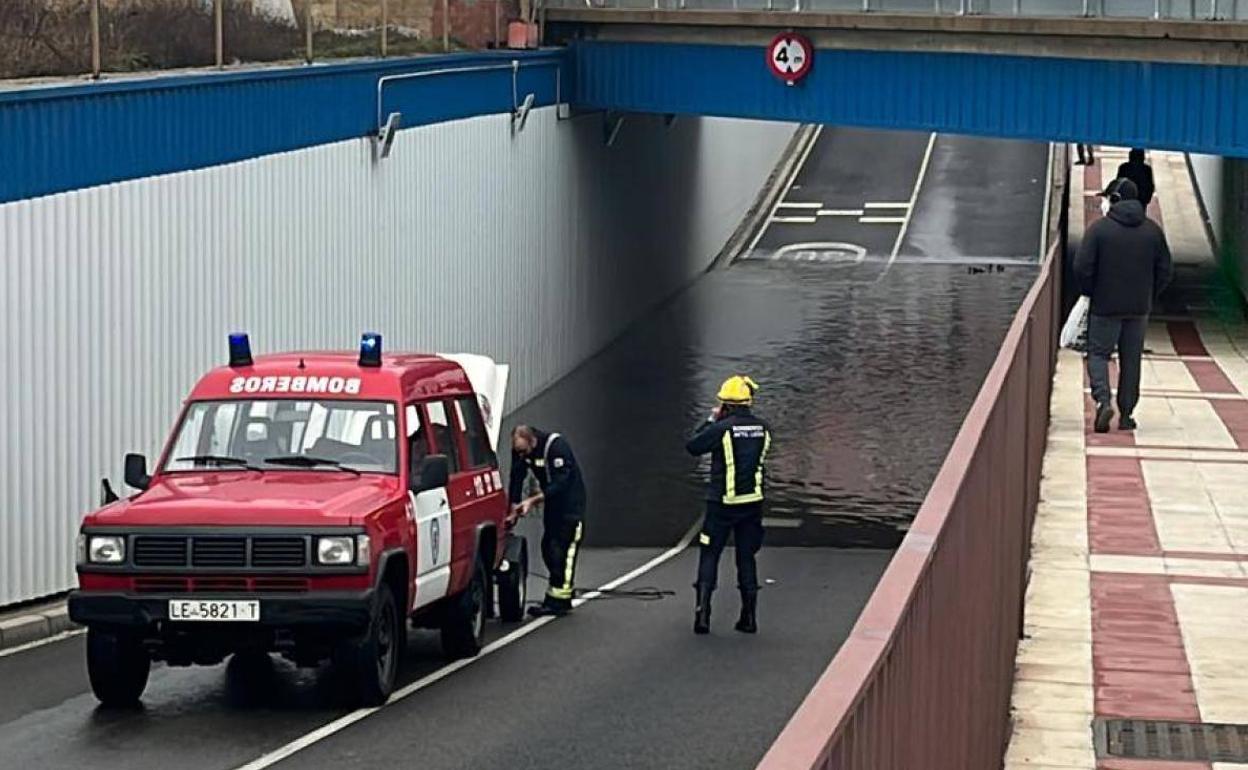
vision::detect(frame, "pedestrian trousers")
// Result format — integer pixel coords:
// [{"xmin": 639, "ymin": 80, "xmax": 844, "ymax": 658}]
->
[
  {"xmin": 695, "ymin": 501, "xmax": 764, "ymax": 594},
  {"xmin": 541, "ymin": 514, "xmax": 583, "ymax": 609},
  {"xmin": 1087, "ymin": 314, "xmax": 1147, "ymax": 417}
]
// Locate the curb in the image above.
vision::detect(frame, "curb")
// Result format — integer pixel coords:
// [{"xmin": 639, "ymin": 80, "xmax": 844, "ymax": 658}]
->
[{"xmin": 0, "ymin": 601, "xmax": 78, "ymax": 652}]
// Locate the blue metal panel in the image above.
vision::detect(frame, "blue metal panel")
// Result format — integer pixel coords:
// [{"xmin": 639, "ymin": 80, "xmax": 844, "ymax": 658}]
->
[
  {"xmin": 0, "ymin": 50, "xmax": 569, "ymax": 203},
  {"xmin": 572, "ymin": 41, "xmax": 1248, "ymax": 157}
]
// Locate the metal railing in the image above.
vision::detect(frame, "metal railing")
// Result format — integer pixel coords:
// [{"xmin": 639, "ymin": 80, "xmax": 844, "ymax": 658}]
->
[
  {"xmin": 755, "ymin": 153, "xmax": 1067, "ymax": 770},
  {"xmin": 2, "ymin": 0, "xmax": 522, "ymax": 82},
  {"xmin": 550, "ymin": 0, "xmax": 1247, "ymax": 20}
]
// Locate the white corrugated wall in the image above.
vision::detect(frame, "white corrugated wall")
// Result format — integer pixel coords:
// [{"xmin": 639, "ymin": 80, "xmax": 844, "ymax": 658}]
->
[{"xmin": 0, "ymin": 109, "xmax": 795, "ymax": 606}]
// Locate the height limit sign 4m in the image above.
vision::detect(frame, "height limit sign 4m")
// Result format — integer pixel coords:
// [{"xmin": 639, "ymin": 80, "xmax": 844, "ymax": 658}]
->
[{"xmin": 767, "ymin": 32, "xmax": 813, "ymax": 86}]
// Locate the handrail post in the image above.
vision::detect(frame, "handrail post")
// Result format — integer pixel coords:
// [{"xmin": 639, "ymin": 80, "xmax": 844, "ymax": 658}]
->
[
  {"xmin": 1154, "ymin": 0, "xmax": 1162, "ymax": 18},
  {"xmin": 305, "ymin": 0, "xmax": 314, "ymax": 64},
  {"xmin": 214, "ymin": 0, "xmax": 224, "ymax": 69},
  {"xmin": 442, "ymin": 0, "xmax": 450, "ymax": 50},
  {"xmin": 381, "ymin": 0, "xmax": 389, "ymax": 57},
  {"xmin": 958, "ymin": 0, "xmax": 967, "ymax": 15},
  {"xmin": 90, "ymin": 0, "xmax": 101, "ymax": 79}
]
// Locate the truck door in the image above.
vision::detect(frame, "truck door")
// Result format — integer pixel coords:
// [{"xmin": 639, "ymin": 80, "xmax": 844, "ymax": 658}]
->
[
  {"xmin": 408, "ymin": 403, "xmax": 453, "ymax": 610},
  {"xmin": 425, "ymin": 400, "xmax": 473, "ymax": 595}
]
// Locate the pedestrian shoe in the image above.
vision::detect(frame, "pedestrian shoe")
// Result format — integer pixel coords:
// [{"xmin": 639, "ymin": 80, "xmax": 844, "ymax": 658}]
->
[
  {"xmin": 1094, "ymin": 403, "xmax": 1114, "ymax": 434},
  {"xmin": 734, "ymin": 592, "xmax": 758, "ymax": 634},
  {"xmin": 527, "ymin": 603, "xmax": 569, "ymax": 618},
  {"xmin": 1119, "ymin": 415, "xmax": 1137, "ymax": 431},
  {"xmin": 694, "ymin": 586, "xmax": 713, "ymax": 635}
]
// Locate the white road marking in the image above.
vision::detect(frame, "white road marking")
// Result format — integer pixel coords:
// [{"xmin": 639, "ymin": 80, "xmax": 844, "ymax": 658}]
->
[
  {"xmin": 0, "ymin": 628, "xmax": 85, "ymax": 658},
  {"xmin": 859, "ymin": 216, "xmax": 907, "ymax": 224},
  {"xmin": 775, "ymin": 201, "xmax": 823, "ymax": 209},
  {"xmin": 745, "ymin": 125, "xmax": 824, "ymax": 257},
  {"xmin": 762, "ymin": 517, "xmax": 803, "ymax": 529},
  {"xmin": 771, "ymin": 216, "xmax": 817, "ymax": 224},
  {"xmin": 817, "ymin": 209, "xmax": 864, "ymax": 217},
  {"xmin": 884, "ymin": 132, "xmax": 938, "ymax": 276},
  {"xmin": 863, "ymin": 202, "xmax": 911, "ymax": 209},
  {"xmin": 771, "ymin": 242, "xmax": 867, "ymax": 263},
  {"xmin": 232, "ymin": 522, "xmax": 701, "ymax": 770}
]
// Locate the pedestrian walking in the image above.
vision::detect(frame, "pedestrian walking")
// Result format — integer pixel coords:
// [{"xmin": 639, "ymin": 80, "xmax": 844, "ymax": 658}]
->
[
  {"xmin": 508, "ymin": 425, "xmax": 587, "ymax": 617},
  {"xmin": 1076, "ymin": 143, "xmax": 1096, "ymax": 166},
  {"xmin": 1116, "ymin": 148, "xmax": 1156, "ymax": 208},
  {"xmin": 1074, "ymin": 177, "xmax": 1173, "ymax": 433},
  {"xmin": 685, "ymin": 375, "xmax": 772, "ymax": 635}
]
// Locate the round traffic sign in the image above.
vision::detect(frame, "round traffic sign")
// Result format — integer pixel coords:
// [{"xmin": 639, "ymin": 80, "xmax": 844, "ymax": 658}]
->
[{"xmin": 766, "ymin": 32, "xmax": 813, "ymax": 85}]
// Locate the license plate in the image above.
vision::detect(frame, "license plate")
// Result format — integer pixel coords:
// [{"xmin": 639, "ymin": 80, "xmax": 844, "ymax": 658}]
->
[{"xmin": 167, "ymin": 599, "xmax": 260, "ymax": 622}]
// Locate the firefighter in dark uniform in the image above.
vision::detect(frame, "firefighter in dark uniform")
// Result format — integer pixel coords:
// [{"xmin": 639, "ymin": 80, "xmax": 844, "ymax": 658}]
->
[
  {"xmin": 508, "ymin": 425, "xmax": 587, "ymax": 617},
  {"xmin": 686, "ymin": 376, "xmax": 772, "ymax": 635}
]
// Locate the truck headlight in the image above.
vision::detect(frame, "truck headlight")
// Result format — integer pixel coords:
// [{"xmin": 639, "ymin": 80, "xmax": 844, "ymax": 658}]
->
[
  {"xmin": 88, "ymin": 535, "xmax": 126, "ymax": 564},
  {"xmin": 316, "ymin": 536, "xmax": 355, "ymax": 565}
]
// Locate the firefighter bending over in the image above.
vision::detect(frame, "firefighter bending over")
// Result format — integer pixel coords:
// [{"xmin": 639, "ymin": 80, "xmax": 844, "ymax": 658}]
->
[
  {"xmin": 686, "ymin": 376, "xmax": 772, "ymax": 635},
  {"xmin": 508, "ymin": 425, "xmax": 587, "ymax": 618}
]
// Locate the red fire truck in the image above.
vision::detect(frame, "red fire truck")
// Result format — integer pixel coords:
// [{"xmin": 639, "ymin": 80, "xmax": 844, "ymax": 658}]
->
[{"xmin": 69, "ymin": 334, "xmax": 528, "ymax": 707}]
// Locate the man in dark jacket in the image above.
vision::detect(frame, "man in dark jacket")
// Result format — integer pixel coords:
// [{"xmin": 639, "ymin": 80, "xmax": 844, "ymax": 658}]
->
[
  {"xmin": 1074, "ymin": 178, "xmax": 1173, "ymax": 433},
  {"xmin": 1116, "ymin": 148, "xmax": 1156, "ymax": 208},
  {"xmin": 686, "ymin": 375, "xmax": 772, "ymax": 635},
  {"xmin": 509, "ymin": 425, "xmax": 587, "ymax": 617}
]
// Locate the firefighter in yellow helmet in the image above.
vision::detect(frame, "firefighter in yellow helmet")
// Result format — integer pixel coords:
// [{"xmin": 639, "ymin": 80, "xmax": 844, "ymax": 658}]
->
[{"xmin": 685, "ymin": 375, "xmax": 772, "ymax": 635}]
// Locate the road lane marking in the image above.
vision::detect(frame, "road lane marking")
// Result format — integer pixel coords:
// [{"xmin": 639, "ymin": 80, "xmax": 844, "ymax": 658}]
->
[
  {"xmin": 775, "ymin": 201, "xmax": 823, "ymax": 209},
  {"xmin": 771, "ymin": 216, "xmax": 817, "ymax": 224},
  {"xmin": 0, "ymin": 628, "xmax": 85, "ymax": 658},
  {"xmin": 816, "ymin": 209, "xmax": 864, "ymax": 217},
  {"xmin": 863, "ymin": 202, "xmax": 910, "ymax": 209},
  {"xmin": 883, "ymin": 132, "xmax": 938, "ymax": 277},
  {"xmin": 770, "ymin": 242, "xmax": 867, "ymax": 263},
  {"xmin": 745, "ymin": 125, "xmax": 824, "ymax": 257},
  {"xmin": 232, "ymin": 522, "xmax": 701, "ymax": 770},
  {"xmin": 859, "ymin": 216, "xmax": 907, "ymax": 224}
]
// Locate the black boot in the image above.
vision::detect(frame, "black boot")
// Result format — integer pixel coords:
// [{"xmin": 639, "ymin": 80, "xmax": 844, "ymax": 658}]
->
[
  {"xmin": 693, "ymin": 586, "xmax": 712, "ymax": 635},
  {"xmin": 734, "ymin": 591, "xmax": 757, "ymax": 634}
]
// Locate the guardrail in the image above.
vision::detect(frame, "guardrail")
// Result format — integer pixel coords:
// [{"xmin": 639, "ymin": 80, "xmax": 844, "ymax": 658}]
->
[
  {"xmin": 756, "ymin": 161, "xmax": 1066, "ymax": 770},
  {"xmin": 548, "ymin": 0, "xmax": 1247, "ymax": 19}
]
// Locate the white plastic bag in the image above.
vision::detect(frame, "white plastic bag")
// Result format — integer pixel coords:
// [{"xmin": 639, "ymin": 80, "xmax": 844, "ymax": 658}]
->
[{"xmin": 1061, "ymin": 296, "xmax": 1090, "ymax": 349}]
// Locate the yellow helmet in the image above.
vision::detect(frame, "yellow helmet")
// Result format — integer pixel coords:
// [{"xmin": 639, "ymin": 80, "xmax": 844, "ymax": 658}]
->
[{"xmin": 717, "ymin": 375, "xmax": 759, "ymax": 405}]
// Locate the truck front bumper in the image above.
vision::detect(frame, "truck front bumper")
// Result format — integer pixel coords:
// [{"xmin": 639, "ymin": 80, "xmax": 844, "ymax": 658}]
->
[{"xmin": 68, "ymin": 590, "xmax": 376, "ymax": 632}]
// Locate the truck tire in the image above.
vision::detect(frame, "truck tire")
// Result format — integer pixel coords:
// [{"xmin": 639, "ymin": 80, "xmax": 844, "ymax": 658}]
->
[
  {"xmin": 333, "ymin": 582, "xmax": 401, "ymax": 707},
  {"xmin": 86, "ymin": 627, "xmax": 150, "ymax": 707},
  {"xmin": 441, "ymin": 558, "xmax": 487, "ymax": 659},
  {"xmin": 496, "ymin": 540, "xmax": 528, "ymax": 623}
]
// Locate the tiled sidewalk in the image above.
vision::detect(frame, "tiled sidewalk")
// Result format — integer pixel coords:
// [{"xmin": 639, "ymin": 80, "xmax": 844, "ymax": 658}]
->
[{"xmin": 1006, "ymin": 149, "xmax": 1248, "ymax": 769}]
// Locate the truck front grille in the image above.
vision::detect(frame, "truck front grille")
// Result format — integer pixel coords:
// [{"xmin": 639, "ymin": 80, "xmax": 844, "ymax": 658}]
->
[
  {"xmin": 133, "ymin": 536, "xmax": 189, "ymax": 567},
  {"xmin": 190, "ymin": 537, "xmax": 247, "ymax": 567},
  {"xmin": 251, "ymin": 537, "xmax": 308, "ymax": 568}
]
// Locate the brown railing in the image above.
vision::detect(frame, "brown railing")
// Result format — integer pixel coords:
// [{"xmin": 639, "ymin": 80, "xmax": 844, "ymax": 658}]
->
[{"xmin": 757, "ymin": 196, "xmax": 1065, "ymax": 769}]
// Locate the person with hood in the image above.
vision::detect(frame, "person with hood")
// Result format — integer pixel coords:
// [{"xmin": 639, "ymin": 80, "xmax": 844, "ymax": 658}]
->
[
  {"xmin": 1074, "ymin": 177, "xmax": 1173, "ymax": 433},
  {"xmin": 1116, "ymin": 148, "xmax": 1156, "ymax": 208}
]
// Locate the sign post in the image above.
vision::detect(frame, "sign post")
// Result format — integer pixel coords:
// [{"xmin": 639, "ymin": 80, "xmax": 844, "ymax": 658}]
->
[{"xmin": 766, "ymin": 32, "xmax": 814, "ymax": 86}]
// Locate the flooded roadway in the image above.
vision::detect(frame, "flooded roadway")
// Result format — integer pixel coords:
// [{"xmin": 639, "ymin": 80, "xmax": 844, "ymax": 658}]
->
[{"xmin": 0, "ymin": 127, "xmax": 1051, "ymax": 770}]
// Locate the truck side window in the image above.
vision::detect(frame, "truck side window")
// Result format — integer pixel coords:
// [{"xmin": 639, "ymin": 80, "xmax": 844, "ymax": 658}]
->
[
  {"xmin": 425, "ymin": 401, "xmax": 461, "ymax": 475},
  {"xmin": 405, "ymin": 404, "xmax": 432, "ymax": 486},
  {"xmin": 454, "ymin": 397, "xmax": 494, "ymax": 469}
]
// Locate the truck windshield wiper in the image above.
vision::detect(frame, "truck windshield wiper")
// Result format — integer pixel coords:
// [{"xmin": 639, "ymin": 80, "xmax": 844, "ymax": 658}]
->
[
  {"xmin": 263, "ymin": 455, "xmax": 362, "ymax": 475},
  {"xmin": 174, "ymin": 455, "xmax": 261, "ymax": 471}
]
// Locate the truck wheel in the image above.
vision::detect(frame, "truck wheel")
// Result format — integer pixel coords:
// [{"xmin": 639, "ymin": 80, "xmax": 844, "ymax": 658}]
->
[
  {"xmin": 441, "ymin": 558, "xmax": 487, "ymax": 659},
  {"xmin": 86, "ymin": 627, "xmax": 150, "ymax": 707},
  {"xmin": 497, "ymin": 541, "xmax": 528, "ymax": 623},
  {"xmin": 333, "ymin": 581, "xmax": 401, "ymax": 707}
]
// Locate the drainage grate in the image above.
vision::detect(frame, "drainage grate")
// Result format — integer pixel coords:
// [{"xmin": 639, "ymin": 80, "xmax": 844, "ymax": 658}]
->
[{"xmin": 1096, "ymin": 718, "xmax": 1248, "ymax": 763}]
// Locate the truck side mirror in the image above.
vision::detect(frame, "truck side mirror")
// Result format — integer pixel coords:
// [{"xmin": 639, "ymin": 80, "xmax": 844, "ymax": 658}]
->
[
  {"xmin": 124, "ymin": 453, "xmax": 151, "ymax": 491},
  {"xmin": 414, "ymin": 454, "xmax": 450, "ymax": 493}
]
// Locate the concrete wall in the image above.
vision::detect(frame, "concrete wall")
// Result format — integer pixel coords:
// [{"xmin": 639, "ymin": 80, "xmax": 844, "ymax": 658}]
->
[
  {"xmin": 0, "ymin": 111, "xmax": 794, "ymax": 606},
  {"xmin": 1190, "ymin": 153, "xmax": 1224, "ymax": 242},
  {"xmin": 1218, "ymin": 158, "xmax": 1248, "ymax": 304}
]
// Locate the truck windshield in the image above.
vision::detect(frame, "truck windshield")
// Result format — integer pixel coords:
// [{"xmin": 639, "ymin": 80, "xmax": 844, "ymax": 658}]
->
[{"xmin": 163, "ymin": 399, "xmax": 398, "ymax": 474}]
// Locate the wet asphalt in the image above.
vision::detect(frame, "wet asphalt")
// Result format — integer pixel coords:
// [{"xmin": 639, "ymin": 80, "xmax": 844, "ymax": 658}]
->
[{"xmin": 0, "ymin": 128, "xmax": 1049, "ymax": 770}]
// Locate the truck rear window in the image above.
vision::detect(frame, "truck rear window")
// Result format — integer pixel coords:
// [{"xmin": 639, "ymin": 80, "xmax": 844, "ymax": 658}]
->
[{"xmin": 164, "ymin": 399, "xmax": 398, "ymax": 474}]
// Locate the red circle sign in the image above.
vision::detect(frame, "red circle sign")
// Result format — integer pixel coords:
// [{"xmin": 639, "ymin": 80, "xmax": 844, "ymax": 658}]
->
[{"xmin": 767, "ymin": 32, "xmax": 813, "ymax": 85}]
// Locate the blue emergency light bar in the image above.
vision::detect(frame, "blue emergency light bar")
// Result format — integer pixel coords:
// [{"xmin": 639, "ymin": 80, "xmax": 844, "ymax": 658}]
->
[
  {"xmin": 359, "ymin": 332, "xmax": 382, "ymax": 367},
  {"xmin": 228, "ymin": 333, "xmax": 253, "ymax": 367}
]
